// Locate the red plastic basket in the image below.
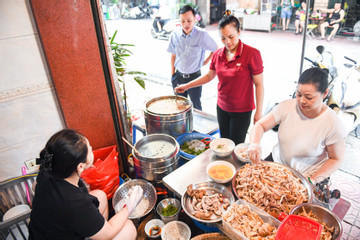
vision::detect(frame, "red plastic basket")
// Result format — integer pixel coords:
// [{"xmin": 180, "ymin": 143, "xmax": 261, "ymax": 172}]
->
[{"xmin": 275, "ymin": 215, "xmax": 323, "ymax": 240}]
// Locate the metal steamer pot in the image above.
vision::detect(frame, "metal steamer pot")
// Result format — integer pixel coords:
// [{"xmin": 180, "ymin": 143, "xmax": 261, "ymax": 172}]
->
[
  {"xmin": 133, "ymin": 134, "xmax": 180, "ymax": 183},
  {"xmin": 144, "ymin": 96, "xmax": 193, "ymax": 138}
]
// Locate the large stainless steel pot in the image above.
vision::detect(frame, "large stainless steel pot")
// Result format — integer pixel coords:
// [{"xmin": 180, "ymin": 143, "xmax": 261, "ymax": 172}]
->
[
  {"xmin": 144, "ymin": 96, "xmax": 193, "ymax": 138},
  {"xmin": 133, "ymin": 134, "xmax": 180, "ymax": 183}
]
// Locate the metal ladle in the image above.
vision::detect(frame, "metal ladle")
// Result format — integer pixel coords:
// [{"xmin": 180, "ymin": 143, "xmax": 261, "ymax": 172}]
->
[{"xmin": 122, "ymin": 136, "xmax": 141, "ymax": 156}]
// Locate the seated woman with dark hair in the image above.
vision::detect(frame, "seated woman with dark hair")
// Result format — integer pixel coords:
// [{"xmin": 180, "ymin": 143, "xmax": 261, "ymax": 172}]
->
[
  {"xmin": 247, "ymin": 68, "xmax": 346, "ymax": 183},
  {"xmin": 29, "ymin": 129, "xmax": 142, "ymax": 240}
]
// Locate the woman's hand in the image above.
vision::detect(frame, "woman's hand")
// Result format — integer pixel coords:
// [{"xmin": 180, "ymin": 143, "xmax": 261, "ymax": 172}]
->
[
  {"xmin": 175, "ymin": 84, "xmax": 187, "ymax": 93},
  {"xmin": 114, "ymin": 186, "xmax": 143, "ymax": 216},
  {"xmin": 253, "ymin": 110, "xmax": 262, "ymax": 124},
  {"xmin": 247, "ymin": 143, "xmax": 261, "ymax": 164}
]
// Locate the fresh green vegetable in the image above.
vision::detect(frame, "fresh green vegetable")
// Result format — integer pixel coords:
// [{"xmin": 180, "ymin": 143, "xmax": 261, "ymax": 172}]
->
[
  {"xmin": 180, "ymin": 138, "xmax": 212, "ymax": 156},
  {"xmin": 161, "ymin": 204, "xmax": 178, "ymax": 216}
]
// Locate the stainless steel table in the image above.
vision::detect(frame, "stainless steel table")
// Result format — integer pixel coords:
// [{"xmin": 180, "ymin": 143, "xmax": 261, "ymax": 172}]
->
[{"xmin": 163, "ymin": 149, "xmax": 243, "ymax": 198}]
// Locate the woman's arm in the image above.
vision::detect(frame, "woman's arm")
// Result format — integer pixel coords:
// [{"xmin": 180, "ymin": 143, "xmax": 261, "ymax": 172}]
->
[
  {"xmin": 310, "ymin": 140, "xmax": 346, "ymax": 182},
  {"xmin": 175, "ymin": 69, "xmax": 216, "ymax": 93},
  {"xmin": 248, "ymin": 112, "xmax": 278, "ymax": 163},
  {"xmin": 253, "ymin": 73, "xmax": 264, "ymax": 123},
  {"xmin": 90, "ymin": 207, "xmax": 131, "ymax": 240}
]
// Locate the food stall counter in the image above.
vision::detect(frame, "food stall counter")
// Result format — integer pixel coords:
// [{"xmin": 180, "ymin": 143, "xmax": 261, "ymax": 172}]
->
[{"xmin": 163, "ymin": 149, "xmax": 242, "ymax": 198}]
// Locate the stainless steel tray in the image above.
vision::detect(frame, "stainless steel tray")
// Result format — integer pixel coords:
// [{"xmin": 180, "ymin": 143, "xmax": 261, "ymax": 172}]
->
[
  {"xmin": 181, "ymin": 182, "xmax": 235, "ymax": 223},
  {"xmin": 193, "ymin": 109, "xmax": 219, "ymax": 135},
  {"xmin": 222, "ymin": 199, "xmax": 281, "ymax": 240},
  {"xmin": 232, "ymin": 161, "xmax": 314, "ymax": 214}
]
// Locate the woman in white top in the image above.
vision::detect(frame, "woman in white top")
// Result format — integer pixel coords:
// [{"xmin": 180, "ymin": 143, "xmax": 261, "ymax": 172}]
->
[{"xmin": 248, "ymin": 68, "xmax": 346, "ymax": 183}]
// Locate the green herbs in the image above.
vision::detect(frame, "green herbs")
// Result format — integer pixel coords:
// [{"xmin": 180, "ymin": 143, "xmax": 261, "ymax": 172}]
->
[
  {"xmin": 180, "ymin": 138, "xmax": 212, "ymax": 156},
  {"xmin": 217, "ymin": 144, "xmax": 225, "ymax": 149},
  {"xmin": 161, "ymin": 204, "xmax": 178, "ymax": 216}
]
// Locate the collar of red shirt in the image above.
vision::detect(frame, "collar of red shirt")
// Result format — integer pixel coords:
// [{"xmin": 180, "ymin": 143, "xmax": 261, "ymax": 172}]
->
[{"xmin": 219, "ymin": 39, "xmax": 244, "ymax": 62}]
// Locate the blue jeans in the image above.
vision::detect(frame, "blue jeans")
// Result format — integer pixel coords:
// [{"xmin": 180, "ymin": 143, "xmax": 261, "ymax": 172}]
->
[{"xmin": 171, "ymin": 71, "xmax": 202, "ymax": 110}]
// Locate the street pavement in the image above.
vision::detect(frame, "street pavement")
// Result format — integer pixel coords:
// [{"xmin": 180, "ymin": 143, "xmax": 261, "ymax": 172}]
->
[{"xmin": 105, "ymin": 18, "xmax": 360, "ymax": 239}]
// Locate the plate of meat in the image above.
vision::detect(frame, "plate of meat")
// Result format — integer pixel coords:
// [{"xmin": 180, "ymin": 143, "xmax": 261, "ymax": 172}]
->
[
  {"xmin": 232, "ymin": 162, "xmax": 313, "ymax": 219},
  {"xmin": 181, "ymin": 183, "xmax": 235, "ymax": 223}
]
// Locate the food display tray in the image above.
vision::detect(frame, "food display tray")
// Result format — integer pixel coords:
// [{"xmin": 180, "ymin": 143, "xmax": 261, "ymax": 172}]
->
[
  {"xmin": 232, "ymin": 161, "xmax": 314, "ymax": 205},
  {"xmin": 222, "ymin": 199, "xmax": 281, "ymax": 240},
  {"xmin": 181, "ymin": 182, "xmax": 235, "ymax": 223}
]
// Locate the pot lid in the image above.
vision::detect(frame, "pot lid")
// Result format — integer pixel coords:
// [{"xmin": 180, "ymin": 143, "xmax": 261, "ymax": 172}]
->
[{"xmin": 134, "ymin": 134, "xmax": 179, "ymax": 160}]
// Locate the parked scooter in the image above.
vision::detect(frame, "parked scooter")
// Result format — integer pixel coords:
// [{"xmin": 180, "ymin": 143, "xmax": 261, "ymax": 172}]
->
[
  {"xmin": 151, "ymin": 17, "xmax": 180, "ymax": 40},
  {"xmin": 150, "ymin": 7, "xmax": 205, "ymax": 40},
  {"xmin": 305, "ymin": 46, "xmax": 360, "ymax": 137},
  {"xmin": 121, "ymin": 4, "xmax": 148, "ymax": 19},
  {"xmin": 327, "ymin": 57, "xmax": 360, "ymax": 136},
  {"xmin": 303, "ymin": 45, "xmax": 337, "ymax": 102}
]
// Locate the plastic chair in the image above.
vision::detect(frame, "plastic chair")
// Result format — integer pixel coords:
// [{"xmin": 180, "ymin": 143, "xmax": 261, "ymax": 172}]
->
[
  {"xmin": 307, "ymin": 24, "xmax": 318, "ymax": 39},
  {"xmin": 0, "ymin": 174, "xmax": 37, "ymax": 240}
]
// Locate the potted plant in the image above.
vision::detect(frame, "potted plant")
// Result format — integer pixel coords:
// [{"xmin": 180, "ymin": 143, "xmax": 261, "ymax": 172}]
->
[{"xmin": 109, "ymin": 30, "xmax": 146, "ymax": 130}]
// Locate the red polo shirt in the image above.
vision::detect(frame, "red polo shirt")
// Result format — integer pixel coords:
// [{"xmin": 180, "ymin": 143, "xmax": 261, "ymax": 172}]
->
[{"xmin": 210, "ymin": 40, "xmax": 263, "ymax": 112}]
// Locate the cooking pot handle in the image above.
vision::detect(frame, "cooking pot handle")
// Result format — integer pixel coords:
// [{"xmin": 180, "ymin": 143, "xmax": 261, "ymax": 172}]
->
[
  {"xmin": 278, "ymin": 212, "xmax": 287, "ymax": 222},
  {"xmin": 154, "ymin": 169, "xmax": 167, "ymax": 183}
]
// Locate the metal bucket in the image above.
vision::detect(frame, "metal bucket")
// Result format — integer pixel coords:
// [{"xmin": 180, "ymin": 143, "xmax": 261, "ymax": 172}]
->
[
  {"xmin": 144, "ymin": 96, "xmax": 193, "ymax": 138},
  {"xmin": 290, "ymin": 203, "xmax": 343, "ymax": 239},
  {"xmin": 133, "ymin": 134, "xmax": 180, "ymax": 183}
]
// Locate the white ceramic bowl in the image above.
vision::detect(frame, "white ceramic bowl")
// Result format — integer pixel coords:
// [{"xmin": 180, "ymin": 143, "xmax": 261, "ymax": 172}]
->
[
  {"xmin": 161, "ymin": 221, "xmax": 191, "ymax": 240},
  {"xmin": 209, "ymin": 138, "xmax": 235, "ymax": 157},
  {"xmin": 234, "ymin": 143, "xmax": 251, "ymax": 163},
  {"xmin": 206, "ymin": 160, "xmax": 236, "ymax": 183},
  {"xmin": 145, "ymin": 219, "xmax": 165, "ymax": 239}
]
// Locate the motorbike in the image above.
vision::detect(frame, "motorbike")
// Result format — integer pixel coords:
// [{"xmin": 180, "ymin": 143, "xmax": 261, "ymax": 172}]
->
[
  {"xmin": 151, "ymin": 7, "xmax": 205, "ymax": 40},
  {"xmin": 151, "ymin": 17, "xmax": 180, "ymax": 40},
  {"xmin": 121, "ymin": 4, "xmax": 150, "ymax": 19},
  {"xmin": 305, "ymin": 46, "xmax": 360, "ymax": 137}
]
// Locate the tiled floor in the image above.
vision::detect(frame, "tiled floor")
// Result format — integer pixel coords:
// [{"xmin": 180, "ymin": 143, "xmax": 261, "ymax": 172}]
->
[{"xmin": 331, "ymin": 170, "xmax": 360, "ymax": 239}]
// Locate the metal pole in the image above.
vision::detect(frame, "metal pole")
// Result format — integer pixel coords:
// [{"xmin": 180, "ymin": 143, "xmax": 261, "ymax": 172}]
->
[{"xmin": 299, "ymin": 0, "xmax": 311, "ymax": 77}]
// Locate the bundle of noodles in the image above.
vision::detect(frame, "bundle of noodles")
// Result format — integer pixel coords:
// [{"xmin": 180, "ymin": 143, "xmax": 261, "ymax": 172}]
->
[{"xmin": 234, "ymin": 163, "xmax": 308, "ymax": 218}]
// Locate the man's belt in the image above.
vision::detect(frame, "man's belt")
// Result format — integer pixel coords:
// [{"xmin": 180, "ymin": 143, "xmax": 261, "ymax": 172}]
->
[{"xmin": 176, "ymin": 70, "xmax": 201, "ymax": 79}]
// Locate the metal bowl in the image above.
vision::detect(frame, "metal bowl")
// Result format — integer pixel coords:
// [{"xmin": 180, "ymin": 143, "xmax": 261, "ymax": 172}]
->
[
  {"xmin": 112, "ymin": 179, "xmax": 157, "ymax": 219},
  {"xmin": 156, "ymin": 198, "xmax": 181, "ymax": 224},
  {"xmin": 181, "ymin": 182, "xmax": 235, "ymax": 223},
  {"xmin": 290, "ymin": 203, "xmax": 343, "ymax": 240}
]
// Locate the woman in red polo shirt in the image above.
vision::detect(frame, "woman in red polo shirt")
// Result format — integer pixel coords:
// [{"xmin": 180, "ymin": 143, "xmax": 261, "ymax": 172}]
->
[{"xmin": 175, "ymin": 12, "xmax": 264, "ymax": 144}]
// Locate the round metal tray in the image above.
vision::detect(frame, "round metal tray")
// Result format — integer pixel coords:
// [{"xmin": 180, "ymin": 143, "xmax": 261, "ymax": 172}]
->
[
  {"xmin": 181, "ymin": 182, "xmax": 235, "ymax": 223},
  {"xmin": 232, "ymin": 161, "xmax": 313, "ymax": 214},
  {"xmin": 112, "ymin": 179, "xmax": 157, "ymax": 219}
]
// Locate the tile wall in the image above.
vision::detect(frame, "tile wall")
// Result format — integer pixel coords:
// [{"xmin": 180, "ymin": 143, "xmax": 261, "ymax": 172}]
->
[{"xmin": 0, "ymin": 0, "xmax": 64, "ymax": 181}]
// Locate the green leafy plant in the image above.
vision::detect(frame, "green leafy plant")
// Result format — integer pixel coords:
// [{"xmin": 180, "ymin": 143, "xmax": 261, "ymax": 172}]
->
[{"xmin": 109, "ymin": 30, "xmax": 146, "ymax": 126}]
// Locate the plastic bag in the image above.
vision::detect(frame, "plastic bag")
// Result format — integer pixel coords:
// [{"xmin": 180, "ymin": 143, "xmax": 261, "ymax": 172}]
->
[{"xmin": 81, "ymin": 145, "xmax": 120, "ymax": 199}]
